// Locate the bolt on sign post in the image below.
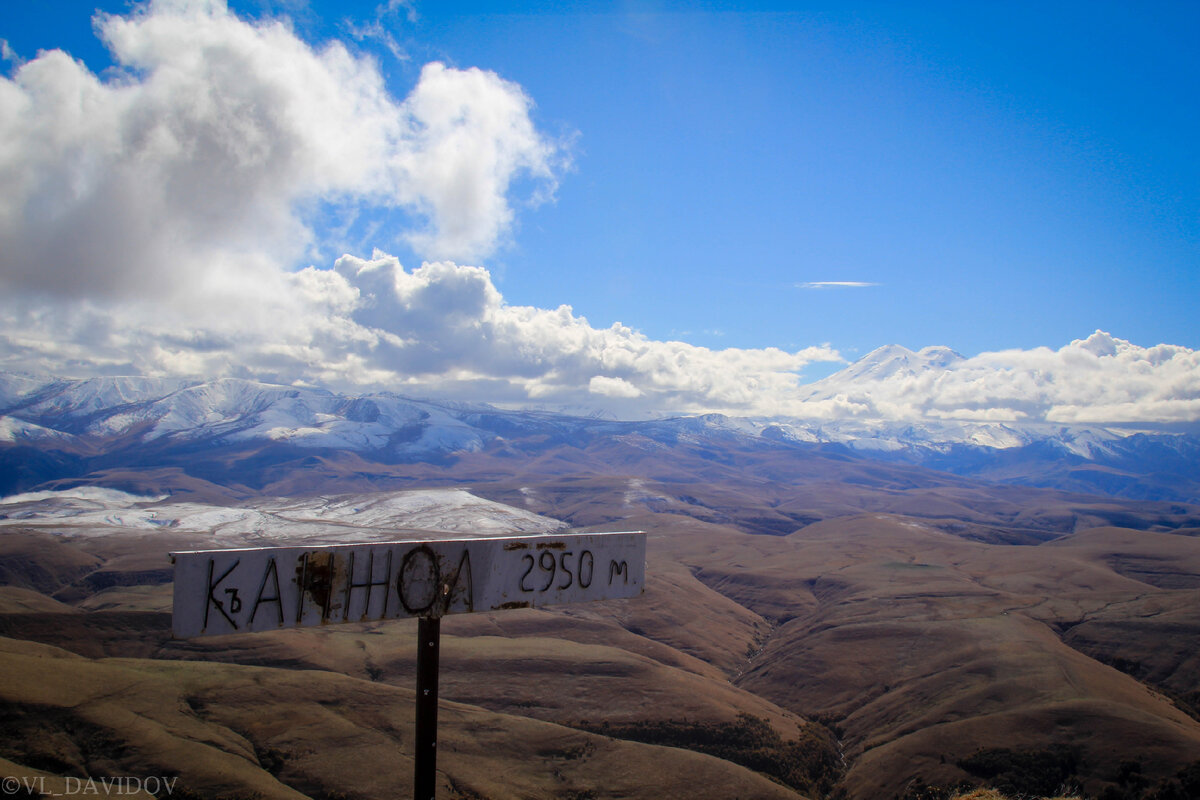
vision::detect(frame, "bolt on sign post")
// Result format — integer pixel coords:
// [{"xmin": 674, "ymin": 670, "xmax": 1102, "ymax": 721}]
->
[{"xmin": 170, "ymin": 531, "xmax": 646, "ymax": 799}]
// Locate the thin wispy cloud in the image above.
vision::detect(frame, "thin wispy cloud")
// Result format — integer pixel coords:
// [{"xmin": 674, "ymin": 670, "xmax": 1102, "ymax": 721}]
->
[
  {"xmin": 0, "ymin": 38, "xmax": 21, "ymax": 66},
  {"xmin": 797, "ymin": 281, "xmax": 880, "ymax": 289},
  {"xmin": 343, "ymin": 0, "xmax": 417, "ymax": 63}
]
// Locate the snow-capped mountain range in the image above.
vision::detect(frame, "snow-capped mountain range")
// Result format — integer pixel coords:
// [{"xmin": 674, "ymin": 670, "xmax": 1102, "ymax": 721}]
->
[
  {"xmin": 0, "ymin": 373, "xmax": 489, "ymax": 455},
  {"xmin": 1, "ymin": 345, "xmax": 1198, "ymax": 503}
]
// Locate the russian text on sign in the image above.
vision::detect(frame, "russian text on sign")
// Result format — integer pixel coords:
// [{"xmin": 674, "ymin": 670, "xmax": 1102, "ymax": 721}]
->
[{"xmin": 171, "ymin": 531, "xmax": 645, "ymax": 638}]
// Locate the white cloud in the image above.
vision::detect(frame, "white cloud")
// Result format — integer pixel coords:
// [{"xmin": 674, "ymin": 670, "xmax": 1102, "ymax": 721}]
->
[
  {"xmin": 0, "ymin": 2, "xmax": 1196, "ymax": 426},
  {"xmin": 797, "ymin": 281, "xmax": 879, "ymax": 289},
  {"xmin": 310, "ymin": 253, "xmax": 843, "ymax": 415},
  {"xmin": 343, "ymin": 0, "xmax": 414, "ymax": 63},
  {"xmin": 801, "ymin": 331, "xmax": 1200, "ymax": 424},
  {"xmin": 589, "ymin": 375, "xmax": 642, "ymax": 398},
  {"xmin": 0, "ymin": 249, "xmax": 844, "ymax": 416},
  {"xmin": 0, "ymin": 0, "xmax": 563, "ymax": 308},
  {"xmin": 0, "ymin": 243, "xmax": 1196, "ymax": 422},
  {"xmin": 392, "ymin": 62, "xmax": 567, "ymax": 260},
  {"xmin": 0, "ymin": 0, "xmax": 837, "ymax": 418},
  {"xmin": 0, "ymin": 39, "xmax": 22, "ymax": 67}
]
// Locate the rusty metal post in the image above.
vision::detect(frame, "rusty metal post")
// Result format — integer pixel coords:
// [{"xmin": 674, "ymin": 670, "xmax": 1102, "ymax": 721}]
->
[{"xmin": 414, "ymin": 615, "xmax": 440, "ymax": 800}]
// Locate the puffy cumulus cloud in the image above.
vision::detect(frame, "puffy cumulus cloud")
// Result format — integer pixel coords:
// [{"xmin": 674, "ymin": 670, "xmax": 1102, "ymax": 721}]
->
[
  {"xmin": 308, "ymin": 253, "xmax": 843, "ymax": 414},
  {"xmin": 397, "ymin": 62, "xmax": 565, "ymax": 260},
  {"xmin": 2, "ymin": 245, "xmax": 1196, "ymax": 423},
  {"xmin": 589, "ymin": 376, "xmax": 643, "ymax": 399},
  {"xmin": 0, "ymin": 251, "xmax": 843, "ymax": 416},
  {"xmin": 802, "ymin": 331, "xmax": 1200, "ymax": 424},
  {"xmin": 0, "ymin": 0, "xmax": 563, "ymax": 307},
  {"xmin": 0, "ymin": 0, "xmax": 847, "ymax": 417},
  {"xmin": 3, "ymin": 3, "xmax": 1195, "ymax": 425}
]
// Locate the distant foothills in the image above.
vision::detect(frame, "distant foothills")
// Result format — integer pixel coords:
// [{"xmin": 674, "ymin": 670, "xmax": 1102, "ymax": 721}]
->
[{"xmin": 1, "ymin": 359, "xmax": 1198, "ymax": 505}]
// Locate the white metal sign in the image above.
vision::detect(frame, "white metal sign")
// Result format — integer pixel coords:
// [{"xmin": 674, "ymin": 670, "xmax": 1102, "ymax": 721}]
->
[{"xmin": 171, "ymin": 531, "xmax": 645, "ymax": 638}]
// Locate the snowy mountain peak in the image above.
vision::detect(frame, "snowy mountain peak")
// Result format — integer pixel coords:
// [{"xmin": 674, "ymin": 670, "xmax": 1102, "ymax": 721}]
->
[
  {"xmin": 808, "ymin": 342, "xmax": 964, "ymax": 390},
  {"xmin": 23, "ymin": 376, "xmax": 195, "ymax": 417},
  {"xmin": 827, "ymin": 344, "xmax": 917, "ymax": 382}
]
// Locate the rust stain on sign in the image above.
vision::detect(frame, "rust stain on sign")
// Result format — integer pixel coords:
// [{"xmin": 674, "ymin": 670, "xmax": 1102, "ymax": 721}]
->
[{"xmin": 296, "ymin": 551, "xmax": 336, "ymax": 619}]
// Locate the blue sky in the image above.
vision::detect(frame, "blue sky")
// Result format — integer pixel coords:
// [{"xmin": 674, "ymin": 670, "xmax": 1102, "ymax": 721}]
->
[
  {"xmin": 0, "ymin": 1, "xmax": 1197, "ymax": 420},
  {"xmin": 396, "ymin": 1, "xmax": 1200, "ymax": 360},
  {"xmin": 6, "ymin": 1, "xmax": 1198, "ymax": 360}
]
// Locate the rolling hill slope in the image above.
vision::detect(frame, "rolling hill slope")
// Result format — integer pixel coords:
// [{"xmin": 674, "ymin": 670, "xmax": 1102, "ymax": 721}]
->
[{"xmin": 2, "ymin": 368, "xmax": 1200, "ymax": 798}]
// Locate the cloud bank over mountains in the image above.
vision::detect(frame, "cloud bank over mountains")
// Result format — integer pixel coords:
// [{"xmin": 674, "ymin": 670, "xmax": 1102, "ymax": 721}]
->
[
  {"xmin": 800, "ymin": 331, "xmax": 1200, "ymax": 425},
  {"xmin": 0, "ymin": 0, "xmax": 1196, "ymax": 425}
]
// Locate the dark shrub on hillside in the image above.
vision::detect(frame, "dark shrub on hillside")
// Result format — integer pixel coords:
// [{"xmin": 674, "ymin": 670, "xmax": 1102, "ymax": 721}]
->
[
  {"xmin": 957, "ymin": 745, "xmax": 1081, "ymax": 798},
  {"xmin": 896, "ymin": 777, "xmax": 954, "ymax": 800},
  {"xmin": 1144, "ymin": 760, "xmax": 1200, "ymax": 800}
]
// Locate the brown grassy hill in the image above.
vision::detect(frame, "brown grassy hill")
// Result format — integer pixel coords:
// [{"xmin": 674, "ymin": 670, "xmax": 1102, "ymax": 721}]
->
[
  {"xmin": 0, "ymin": 635, "xmax": 814, "ymax": 800},
  {"xmin": 649, "ymin": 513, "xmax": 1200, "ymax": 797},
  {"xmin": 2, "ymin": 472, "xmax": 1200, "ymax": 799},
  {"xmin": 0, "ymin": 527, "xmax": 839, "ymax": 798}
]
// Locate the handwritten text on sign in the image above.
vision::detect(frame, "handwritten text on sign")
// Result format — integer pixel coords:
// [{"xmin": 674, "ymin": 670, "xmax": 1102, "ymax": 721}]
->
[{"xmin": 171, "ymin": 532, "xmax": 645, "ymax": 638}]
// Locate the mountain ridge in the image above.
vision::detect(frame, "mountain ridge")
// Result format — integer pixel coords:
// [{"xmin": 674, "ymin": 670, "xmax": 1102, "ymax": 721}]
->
[
  {"xmin": 1, "ymin": 367, "xmax": 1198, "ymax": 504},
  {"xmin": 3, "ymin": 372, "xmax": 1200, "ymax": 799}
]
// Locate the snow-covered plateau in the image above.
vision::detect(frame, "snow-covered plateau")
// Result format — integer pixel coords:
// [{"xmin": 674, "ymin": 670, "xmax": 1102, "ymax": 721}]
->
[{"xmin": 0, "ymin": 486, "xmax": 566, "ymax": 546}]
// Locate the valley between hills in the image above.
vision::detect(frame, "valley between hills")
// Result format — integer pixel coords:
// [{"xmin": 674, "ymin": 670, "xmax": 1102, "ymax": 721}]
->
[{"xmin": 1, "ymin": 378, "xmax": 1200, "ymax": 799}]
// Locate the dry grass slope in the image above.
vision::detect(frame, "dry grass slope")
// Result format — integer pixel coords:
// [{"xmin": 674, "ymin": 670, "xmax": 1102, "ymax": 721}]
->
[
  {"xmin": 1, "ymin": 463, "xmax": 1199, "ymax": 799},
  {"xmin": 0, "ymin": 635, "xmax": 810, "ymax": 800}
]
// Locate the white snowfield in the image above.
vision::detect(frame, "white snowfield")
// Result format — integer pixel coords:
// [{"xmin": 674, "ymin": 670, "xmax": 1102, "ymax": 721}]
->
[
  {"xmin": 0, "ymin": 416, "xmax": 74, "ymax": 443},
  {"xmin": 0, "ymin": 487, "xmax": 566, "ymax": 547}
]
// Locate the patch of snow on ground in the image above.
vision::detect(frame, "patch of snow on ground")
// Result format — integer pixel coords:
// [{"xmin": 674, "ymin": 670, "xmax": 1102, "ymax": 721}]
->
[
  {"xmin": 0, "ymin": 487, "xmax": 167, "ymax": 506},
  {"xmin": 0, "ymin": 488, "xmax": 566, "ymax": 546},
  {"xmin": 255, "ymin": 489, "xmax": 563, "ymax": 535},
  {"xmin": 0, "ymin": 417, "xmax": 76, "ymax": 443},
  {"xmin": 622, "ymin": 478, "xmax": 672, "ymax": 509}
]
